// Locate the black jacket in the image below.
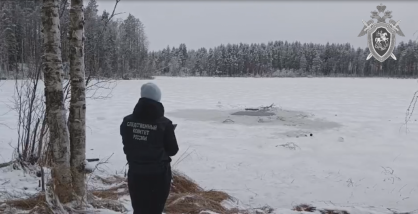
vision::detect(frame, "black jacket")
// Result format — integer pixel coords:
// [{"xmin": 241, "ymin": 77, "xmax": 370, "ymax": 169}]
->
[{"xmin": 120, "ymin": 98, "xmax": 179, "ymax": 174}]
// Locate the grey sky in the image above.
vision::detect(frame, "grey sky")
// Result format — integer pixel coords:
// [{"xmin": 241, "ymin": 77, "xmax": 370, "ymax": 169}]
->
[{"xmin": 97, "ymin": 1, "xmax": 418, "ymax": 51}]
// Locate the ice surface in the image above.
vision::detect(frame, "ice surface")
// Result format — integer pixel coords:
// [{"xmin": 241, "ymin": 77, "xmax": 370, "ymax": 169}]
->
[
  {"xmin": 1, "ymin": 77, "xmax": 418, "ymax": 213},
  {"xmin": 169, "ymin": 107, "xmax": 340, "ymax": 131}
]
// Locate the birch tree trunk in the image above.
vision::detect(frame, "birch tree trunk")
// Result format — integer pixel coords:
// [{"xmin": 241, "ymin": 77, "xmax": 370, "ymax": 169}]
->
[
  {"xmin": 69, "ymin": 0, "xmax": 86, "ymax": 198},
  {"xmin": 41, "ymin": 0, "xmax": 73, "ymax": 203}
]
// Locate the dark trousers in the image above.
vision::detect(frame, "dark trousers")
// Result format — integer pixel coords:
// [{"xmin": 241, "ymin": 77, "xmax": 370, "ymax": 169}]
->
[{"xmin": 127, "ymin": 165, "xmax": 172, "ymax": 214}]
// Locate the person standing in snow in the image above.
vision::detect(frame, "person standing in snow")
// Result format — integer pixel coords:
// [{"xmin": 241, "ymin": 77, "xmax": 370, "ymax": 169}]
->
[{"xmin": 120, "ymin": 82, "xmax": 179, "ymax": 214}]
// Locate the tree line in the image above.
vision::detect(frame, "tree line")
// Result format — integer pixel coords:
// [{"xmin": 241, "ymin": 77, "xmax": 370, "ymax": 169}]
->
[
  {"xmin": 149, "ymin": 40, "xmax": 418, "ymax": 78},
  {"xmin": 0, "ymin": 0, "xmax": 150, "ymax": 80}
]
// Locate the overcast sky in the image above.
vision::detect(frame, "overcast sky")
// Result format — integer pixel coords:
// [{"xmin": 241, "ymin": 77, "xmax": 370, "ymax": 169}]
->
[{"xmin": 97, "ymin": 1, "xmax": 418, "ymax": 51}]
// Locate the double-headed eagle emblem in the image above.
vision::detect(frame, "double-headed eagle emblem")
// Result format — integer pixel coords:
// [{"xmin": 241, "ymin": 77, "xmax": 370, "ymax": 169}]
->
[{"xmin": 358, "ymin": 3, "xmax": 405, "ymax": 62}]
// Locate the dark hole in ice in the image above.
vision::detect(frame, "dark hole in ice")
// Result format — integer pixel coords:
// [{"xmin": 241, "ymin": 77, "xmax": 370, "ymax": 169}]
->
[{"xmin": 231, "ymin": 111, "xmax": 276, "ymax": 117}]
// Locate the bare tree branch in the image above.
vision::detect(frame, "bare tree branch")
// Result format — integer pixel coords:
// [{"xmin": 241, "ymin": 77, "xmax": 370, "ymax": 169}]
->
[{"xmin": 59, "ymin": 0, "xmax": 68, "ymax": 19}]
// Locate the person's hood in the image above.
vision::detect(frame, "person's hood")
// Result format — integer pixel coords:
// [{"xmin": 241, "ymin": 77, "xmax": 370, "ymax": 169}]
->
[{"xmin": 133, "ymin": 98, "xmax": 164, "ymax": 121}]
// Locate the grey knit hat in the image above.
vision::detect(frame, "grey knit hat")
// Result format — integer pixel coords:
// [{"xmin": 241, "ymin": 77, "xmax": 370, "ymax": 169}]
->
[{"xmin": 140, "ymin": 82, "xmax": 161, "ymax": 102}]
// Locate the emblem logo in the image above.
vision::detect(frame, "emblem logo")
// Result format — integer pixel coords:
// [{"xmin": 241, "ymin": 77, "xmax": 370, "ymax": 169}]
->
[{"xmin": 358, "ymin": 3, "xmax": 405, "ymax": 62}]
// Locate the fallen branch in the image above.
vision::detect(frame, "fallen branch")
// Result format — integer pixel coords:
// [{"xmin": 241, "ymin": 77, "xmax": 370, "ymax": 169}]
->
[
  {"xmin": 319, "ymin": 209, "xmax": 350, "ymax": 214},
  {"xmin": 387, "ymin": 207, "xmax": 418, "ymax": 214},
  {"xmin": 277, "ymin": 142, "xmax": 300, "ymax": 150},
  {"xmin": 0, "ymin": 161, "xmax": 15, "ymax": 169},
  {"xmin": 86, "ymin": 158, "xmax": 99, "ymax": 162},
  {"xmin": 86, "ymin": 153, "xmax": 114, "ymax": 184},
  {"xmin": 245, "ymin": 103, "xmax": 275, "ymax": 111},
  {"xmin": 292, "ymin": 204, "xmax": 350, "ymax": 214},
  {"xmin": 260, "ymin": 103, "xmax": 275, "ymax": 111},
  {"xmin": 222, "ymin": 118, "xmax": 234, "ymax": 123},
  {"xmin": 91, "ymin": 182, "xmax": 128, "ymax": 200}
]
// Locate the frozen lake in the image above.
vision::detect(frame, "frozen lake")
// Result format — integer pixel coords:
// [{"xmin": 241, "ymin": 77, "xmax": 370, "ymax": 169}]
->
[{"xmin": 1, "ymin": 77, "xmax": 418, "ymax": 213}]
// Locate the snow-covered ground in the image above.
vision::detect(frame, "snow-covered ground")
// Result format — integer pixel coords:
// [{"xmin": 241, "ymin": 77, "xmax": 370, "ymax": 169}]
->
[{"xmin": 1, "ymin": 77, "xmax": 418, "ymax": 214}]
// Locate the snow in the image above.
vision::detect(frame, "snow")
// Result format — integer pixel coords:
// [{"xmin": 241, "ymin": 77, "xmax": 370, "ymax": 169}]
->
[{"xmin": 2, "ymin": 77, "xmax": 418, "ymax": 214}]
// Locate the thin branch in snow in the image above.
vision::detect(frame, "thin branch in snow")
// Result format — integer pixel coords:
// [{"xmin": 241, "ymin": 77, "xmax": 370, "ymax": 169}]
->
[
  {"xmin": 222, "ymin": 118, "xmax": 234, "ymax": 123},
  {"xmin": 172, "ymin": 146, "xmax": 195, "ymax": 169},
  {"xmin": 381, "ymin": 166, "xmax": 402, "ymax": 184},
  {"xmin": 403, "ymin": 90, "xmax": 418, "ymax": 133},
  {"xmin": 276, "ymin": 142, "xmax": 300, "ymax": 150},
  {"xmin": 86, "ymin": 153, "xmax": 115, "ymax": 185},
  {"xmin": 0, "ymin": 122, "xmax": 12, "ymax": 130},
  {"xmin": 346, "ymin": 178, "xmax": 354, "ymax": 187}
]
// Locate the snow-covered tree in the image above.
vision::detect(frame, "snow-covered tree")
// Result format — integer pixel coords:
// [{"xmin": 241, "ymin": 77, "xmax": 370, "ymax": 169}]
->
[
  {"xmin": 68, "ymin": 0, "xmax": 87, "ymax": 199},
  {"xmin": 41, "ymin": 0, "xmax": 73, "ymax": 203}
]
